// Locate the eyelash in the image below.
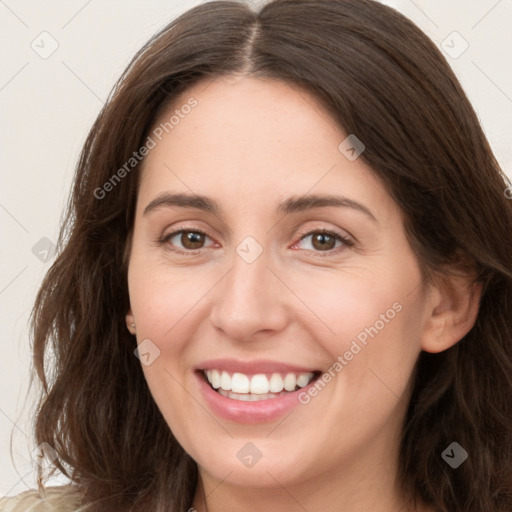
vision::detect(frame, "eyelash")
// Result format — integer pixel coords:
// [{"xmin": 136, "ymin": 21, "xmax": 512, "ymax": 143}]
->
[
  {"xmin": 294, "ymin": 227, "xmax": 354, "ymax": 256},
  {"xmin": 156, "ymin": 226, "xmax": 354, "ymax": 257}
]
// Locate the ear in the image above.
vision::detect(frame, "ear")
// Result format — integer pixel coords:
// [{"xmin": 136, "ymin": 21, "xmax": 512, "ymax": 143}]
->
[{"xmin": 421, "ymin": 273, "xmax": 482, "ymax": 354}]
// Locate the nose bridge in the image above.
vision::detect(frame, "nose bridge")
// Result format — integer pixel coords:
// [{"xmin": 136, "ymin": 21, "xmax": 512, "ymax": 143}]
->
[{"xmin": 209, "ymin": 235, "xmax": 287, "ymax": 339}]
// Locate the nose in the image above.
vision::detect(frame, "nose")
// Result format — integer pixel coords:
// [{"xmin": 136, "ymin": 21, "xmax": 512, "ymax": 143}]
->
[{"xmin": 209, "ymin": 242, "xmax": 289, "ymax": 342}]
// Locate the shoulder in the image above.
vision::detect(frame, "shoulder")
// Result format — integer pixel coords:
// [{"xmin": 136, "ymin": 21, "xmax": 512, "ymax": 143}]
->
[{"xmin": 0, "ymin": 485, "xmax": 83, "ymax": 512}]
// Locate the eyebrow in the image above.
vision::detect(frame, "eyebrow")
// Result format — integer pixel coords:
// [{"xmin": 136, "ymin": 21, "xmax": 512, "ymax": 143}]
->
[{"xmin": 143, "ymin": 192, "xmax": 377, "ymax": 223}]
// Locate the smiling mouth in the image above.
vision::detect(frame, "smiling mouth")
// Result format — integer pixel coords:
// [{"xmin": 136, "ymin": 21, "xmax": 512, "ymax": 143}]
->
[{"xmin": 200, "ymin": 369, "xmax": 321, "ymax": 401}]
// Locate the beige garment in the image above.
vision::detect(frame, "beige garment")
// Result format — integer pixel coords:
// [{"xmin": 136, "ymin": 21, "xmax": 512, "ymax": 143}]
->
[{"xmin": 0, "ymin": 486, "xmax": 83, "ymax": 512}]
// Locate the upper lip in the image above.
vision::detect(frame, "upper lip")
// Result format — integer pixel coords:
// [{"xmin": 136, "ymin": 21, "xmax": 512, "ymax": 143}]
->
[{"xmin": 196, "ymin": 358, "xmax": 319, "ymax": 374}]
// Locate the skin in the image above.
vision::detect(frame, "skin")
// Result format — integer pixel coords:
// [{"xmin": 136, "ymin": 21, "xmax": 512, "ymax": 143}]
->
[{"xmin": 125, "ymin": 75, "xmax": 481, "ymax": 512}]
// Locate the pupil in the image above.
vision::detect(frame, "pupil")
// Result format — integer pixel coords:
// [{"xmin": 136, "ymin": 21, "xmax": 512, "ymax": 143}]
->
[
  {"xmin": 313, "ymin": 233, "xmax": 334, "ymax": 251},
  {"xmin": 183, "ymin": 232, "xmax": 204, "ymax": 249}
]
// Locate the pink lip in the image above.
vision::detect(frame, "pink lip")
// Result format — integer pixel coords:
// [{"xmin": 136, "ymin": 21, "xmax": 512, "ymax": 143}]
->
[
  {"xmin": 194, "ymin": 360, "xmax": 321, "ymax": 424},
  {"xmin": 196, "ymin": 358, "xmax": 318, "ymax": 375}
]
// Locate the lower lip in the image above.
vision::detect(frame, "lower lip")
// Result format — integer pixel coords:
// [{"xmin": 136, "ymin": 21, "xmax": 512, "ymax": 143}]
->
[{"xmin": 196, "ymin": 372, "xmax": 317, "ymax": 424}]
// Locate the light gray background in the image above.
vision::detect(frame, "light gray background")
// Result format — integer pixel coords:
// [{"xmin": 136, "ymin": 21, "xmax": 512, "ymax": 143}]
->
[{"xmin": 1, "ymin": 0, "xmax": 511, "ymax": 496}]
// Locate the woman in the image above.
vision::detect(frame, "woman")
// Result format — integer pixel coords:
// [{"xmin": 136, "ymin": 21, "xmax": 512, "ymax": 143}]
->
[{"xmin": 1, "ymin": 0, "xmax": 511, "ymax": 510}]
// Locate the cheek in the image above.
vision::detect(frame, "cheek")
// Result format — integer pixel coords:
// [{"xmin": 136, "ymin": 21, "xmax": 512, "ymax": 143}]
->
[
  {"xmin": 127, "ymin": 260, "xmax": 209, "ymax": 408},
  {"xmin": 128, "ymin": 257, "xmax": 213, "ymax": 342},
  {"xmin": 295, "ymin": 264, "xmax": 416, "ymax": 349},
  {"xmin": 300, "ymin": 261, "xmax": 424, "ymax": 398}
]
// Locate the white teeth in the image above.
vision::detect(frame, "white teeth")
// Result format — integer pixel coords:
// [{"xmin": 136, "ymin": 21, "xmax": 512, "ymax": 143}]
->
[
  {"xmin": 218, "ymin": 389, "xmax": 287, "ymax": 401},
  {"xmin": 204, "ymin": 370, "xmax": 315, "ymax": 396},
  {"xmin": 250, "ymin": 374, "xmax": 270, "ymax": 394},
  {"xmin": 210, "ymin": 369, "xmax": 221, "ymax": 389},
  {"xmin": 269, "ymin": 373, "xmax": 284, "ymax": 393},
  {"xmin": 231, "ymin": 373, "xmax": 250, "ymax": 393},
  {"xmin": 296, "ymin": 373, "xmax": 311, "ymax": 388},
  {"xmin": 283, "ymin": 374, "xmax": 296, "ymax": 391},
  {"xmin": 220, "ymin": 371, "xmax": 231, "ymax": 391}
]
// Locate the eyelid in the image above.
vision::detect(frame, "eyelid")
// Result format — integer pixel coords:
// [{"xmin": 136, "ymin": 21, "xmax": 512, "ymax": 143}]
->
[
  {"xmin": 157, "ymin": 226, "xmax": 216, "ymax": 254},
  {"xmin": 158, "ymin": 224, "xmax": 354, "ymax": 256},
  {"xmin": 294, "ymin": 225, "xmax": 353, "ymax": 243},
  {"xmin": 291, "ymin": 226, "xmax": 354, "ymax": 254}
]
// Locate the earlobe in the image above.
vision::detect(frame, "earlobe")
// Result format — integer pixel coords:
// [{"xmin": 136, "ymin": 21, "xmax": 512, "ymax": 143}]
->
[
  {"xmin": 421, "ymin": 275, "xmax": 482, "ymax": 354},
  {"xmin": 125, "ymin": 308, "xmax": 136, "ymax": 335}
]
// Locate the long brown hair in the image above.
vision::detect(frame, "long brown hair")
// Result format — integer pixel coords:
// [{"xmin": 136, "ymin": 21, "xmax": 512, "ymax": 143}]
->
[{"xmin": 28, "ymin": 0, "xmax": 512, "ymax": 510}]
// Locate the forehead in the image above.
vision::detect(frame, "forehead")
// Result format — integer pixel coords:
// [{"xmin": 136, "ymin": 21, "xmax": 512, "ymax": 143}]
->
[
  {"xmin": 150, "ymin": 75, "xmax": 342, "ymax": 158},
  {"xmin": 137, "ymin": 75, "xmax": 394, "ymax": 222}
]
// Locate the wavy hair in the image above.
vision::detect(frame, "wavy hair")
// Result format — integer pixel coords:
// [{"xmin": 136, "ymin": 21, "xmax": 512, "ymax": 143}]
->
[{"xmin": 27, "ymin": 0, "xmax": 512, "ymax": 510}]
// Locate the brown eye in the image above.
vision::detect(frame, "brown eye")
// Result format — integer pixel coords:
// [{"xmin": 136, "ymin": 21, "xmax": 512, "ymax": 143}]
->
[
  {"xmin": 160, "ymin": 229, "xmax": 215, "ymax": 253},
  {"xmin": 180, "ymin": 231, "xmax": 206, "ymax": 249},
  {"xmin": 294, "ymin": 229, "xmax": 352, "ymax": 255},
  {"xmin": 311, "ymin": 233, "xmax": 337, "ymax": 251}
]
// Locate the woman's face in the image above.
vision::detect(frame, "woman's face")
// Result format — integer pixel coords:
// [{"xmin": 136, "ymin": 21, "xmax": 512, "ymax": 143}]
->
[{"xmin": 126, "ymin": 75, "xmax": 434, "ymax": 493}]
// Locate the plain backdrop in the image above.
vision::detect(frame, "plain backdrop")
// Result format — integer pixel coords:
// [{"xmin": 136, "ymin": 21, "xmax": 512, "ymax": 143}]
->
[{"xmin": 1, "ymin": 0, "xmax": 511, "ymax": 497}]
